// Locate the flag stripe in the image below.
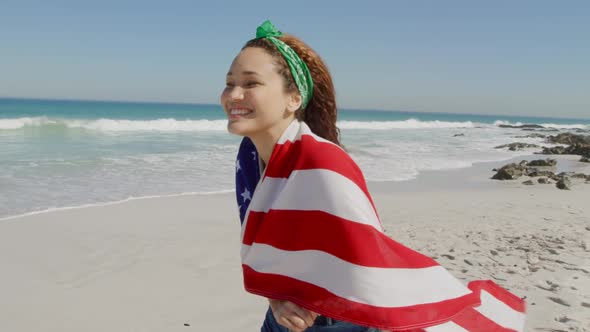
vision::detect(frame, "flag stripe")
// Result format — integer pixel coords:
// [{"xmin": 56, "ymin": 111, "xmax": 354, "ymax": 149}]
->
[
  {"xmin": 451, "ymin": 307, "xmax": 514, "ymax": 332},
  {"xmin": 248, "ymin": 169, "xmax": 381, "ymax": 230},
  {"xmin": 243, "ymin": 264, "xmax": 480, "ymax": 331},
  {"xmin": 241, "ymin": 243, "xmax": 473, "ymax": 308},
  {"xmin": 243, "ymin": 209, "xmax": 437, "ymax": 268},
  {"xmin": 468, "ymin": 281, "xmax": 526, "ymax": 313},
  {"xmin": 474, "ymin": 291, "xmax": 526, "ymax": 331}
]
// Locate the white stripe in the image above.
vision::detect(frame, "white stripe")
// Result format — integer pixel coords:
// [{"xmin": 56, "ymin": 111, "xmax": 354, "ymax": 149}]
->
[
  {"xmin": 248, "ymin": 169, "xmax": 381, "ymax": 231},
  {"xmin": 475, "ymin": 290, "xmax": 526, "ymax": 331},
  {"xmin": 277, "ymin": 120, "xmax": 303, "ymax": 144},
  {"xmin": 425, "ymin": 321, "xmax": 469, "ymax": 332},
  {"xmin": 242, "ymin": 243, "xmax": 472, "ymax": 308}
]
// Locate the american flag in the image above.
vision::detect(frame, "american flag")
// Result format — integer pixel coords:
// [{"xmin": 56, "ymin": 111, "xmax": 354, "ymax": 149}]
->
[{"xmin": 235, "ymin": 121, "xmax": 526, "ymax": 331}]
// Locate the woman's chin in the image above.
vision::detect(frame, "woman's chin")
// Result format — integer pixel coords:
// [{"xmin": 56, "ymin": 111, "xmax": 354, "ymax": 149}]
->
[{"xmin": 227, "ymin": 121, "xmax": 252, "ymax": 137}]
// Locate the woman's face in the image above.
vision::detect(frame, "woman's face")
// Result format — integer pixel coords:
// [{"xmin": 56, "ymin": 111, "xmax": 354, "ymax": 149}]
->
[{"xmin": 221, "ymin": 47, "xmax": 300, "ymax": 139}]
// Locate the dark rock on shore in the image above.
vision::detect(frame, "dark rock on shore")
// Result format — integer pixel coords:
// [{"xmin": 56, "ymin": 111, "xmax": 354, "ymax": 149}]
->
[
  {"xmin": 453, "ymin": 133, "xmax": 465, "ymax": 137},
  {"xmin": 556, "ymin": 177, "xmax": 572, "ymax": 190},
  {"xmin": 499, "ymin": 124, "xmax": 545, "ymax": 129},
  {"xmin": 581, "ymin": 156, "xmax": 590, "ymax": 163},
  {"xmin": 494, "ymin": 142, "xmax": 540, "ymax": 151},
  {"xmin": 514, "ymin": 133, "xmax": 547, "ymax": 139},
  {"xmin": 491, "ymin": 162, "xmax": 528, "ymax": 180},
  {"xmin": 539, "ymin": 144, "xmax": 590, "ymax": 157},
  {"xmin": 527, "ymin": 159, "xmax": 557, "ymax": 167},
  {"xmin": 546, "ymin": 133, "xmax": 590, "ymax": 145}
]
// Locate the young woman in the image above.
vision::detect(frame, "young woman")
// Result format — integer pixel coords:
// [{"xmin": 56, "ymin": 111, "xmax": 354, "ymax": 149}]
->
[
  {"xmin": 220, "ymin": 21, "xmax": 378, "ymax": 332},
  {"xmin": 220, "ymin": 21, "xmax": 522, "ymax": 332}
]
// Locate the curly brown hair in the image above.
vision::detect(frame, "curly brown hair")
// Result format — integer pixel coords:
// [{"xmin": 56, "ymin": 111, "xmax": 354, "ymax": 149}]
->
[{"xmin": 242, "ymin": 35, "xmax": 341, "ymax": 146}]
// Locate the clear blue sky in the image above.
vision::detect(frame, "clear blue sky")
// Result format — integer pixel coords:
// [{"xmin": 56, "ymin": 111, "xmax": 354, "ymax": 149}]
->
[{"xmin": 1, "ymin": 0, "xmax": 588, "ymax": 118}]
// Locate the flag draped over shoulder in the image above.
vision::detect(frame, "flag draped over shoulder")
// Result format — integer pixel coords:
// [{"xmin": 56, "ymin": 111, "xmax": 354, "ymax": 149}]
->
[{"xmin": 235, "ymin": 120, "xmax": 526, "ymax": 331}]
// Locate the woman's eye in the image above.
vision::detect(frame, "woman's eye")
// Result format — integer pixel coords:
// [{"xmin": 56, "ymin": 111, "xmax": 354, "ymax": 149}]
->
[
  {"xmin": 225, "ymin": 82, "xmax": 235, "ymax": 87},
  {"xmin": 245, "ymin": 81, "xmax": 259, "ymax": 87}
]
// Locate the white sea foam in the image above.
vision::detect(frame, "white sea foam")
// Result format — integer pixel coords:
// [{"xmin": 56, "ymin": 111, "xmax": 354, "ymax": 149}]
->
[
  {"xmin": 0, "ymin": 117, "xmax": 228, "ymax": 131},
  {"xmin": 337, "ymin": 119, "xmax": 478, "ymax": 130},
  {"xmin": 494, "ymin": 120, "xmax": 588, "ymax": 130},
  {"xmin": 0, "ymin": 117, "xmax": 55, "ymax": 129}
]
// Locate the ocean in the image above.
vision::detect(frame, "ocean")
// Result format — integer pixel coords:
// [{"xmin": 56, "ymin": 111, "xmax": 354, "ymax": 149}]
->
[{"xmin": 1, "ymin": 97, "xmax": 589, "ymax": 218}]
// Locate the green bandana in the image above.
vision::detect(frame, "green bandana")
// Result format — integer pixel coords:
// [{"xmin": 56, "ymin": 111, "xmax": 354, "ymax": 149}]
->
[{"xmin": 256, "ymin": 20, "xmax": 314, "ymax": 110}]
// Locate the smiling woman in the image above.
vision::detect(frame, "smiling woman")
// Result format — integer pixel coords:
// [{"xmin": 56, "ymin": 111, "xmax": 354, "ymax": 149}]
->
[{"xmin": 219, "ymin": 21, "xmax": 526, "ymax": 332}]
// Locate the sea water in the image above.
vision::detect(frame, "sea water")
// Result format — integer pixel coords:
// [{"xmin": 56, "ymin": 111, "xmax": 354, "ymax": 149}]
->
[{"xmin": 1, "ymin": 98, "xmax": 588, "ymax": 218}]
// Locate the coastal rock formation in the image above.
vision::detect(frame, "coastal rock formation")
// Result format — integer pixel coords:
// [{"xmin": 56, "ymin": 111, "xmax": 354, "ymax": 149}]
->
[
  {"xmin": 499, "ymin": 124, "xmax": 545, "ymax": 129},
  {"xmin": 491, "ymin": 162, "xmax": 528, "ymax": 180},
  {"xmin": 494, "ymin": 142, "xmax": 540, "ymax": 151},
  {"xmin": 556, "ymin": 177, "xmax": 572, "ymax": 190},
  {"xmin": 546, "ymin": 133, "xmax": 590, "ymax": 145},
  {"xmin": 527, "ymin": 159, "xmax": 557, "ymax": 167}
]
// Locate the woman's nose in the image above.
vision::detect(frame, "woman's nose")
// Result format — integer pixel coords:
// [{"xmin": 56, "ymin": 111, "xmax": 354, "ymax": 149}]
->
[{"xmin": 229, "ymin": 86, "xmax": 245, "ymax": 100}]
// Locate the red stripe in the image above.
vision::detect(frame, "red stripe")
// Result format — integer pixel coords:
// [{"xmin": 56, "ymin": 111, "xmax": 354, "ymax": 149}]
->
[
  {"xmin": 468, "ymin": 280, "xmax": 526, "ymax": 313},
  {"xmin": 243, "ymin": 265, "xmax": 480, "ymax": 331},
  {"xmin": 244, "ymin": 210, "xmax": 437, "ymax": 269},
  {"xmin": 452, "ymin": 307, "xmax": 516, "ymax": 332},
  {"xmin": 266, "ymin": 135, "xmax": 380, "ymax": 223}
]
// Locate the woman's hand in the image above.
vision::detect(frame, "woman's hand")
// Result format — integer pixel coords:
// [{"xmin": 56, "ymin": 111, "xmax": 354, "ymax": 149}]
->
[{"xmin": 268, "ymin": 298, "xmax": 318, "ymax": 332}]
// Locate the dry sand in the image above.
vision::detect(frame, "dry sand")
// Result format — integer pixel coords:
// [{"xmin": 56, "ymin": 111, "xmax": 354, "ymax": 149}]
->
[{"xmin": 0, "ymin": 155, "xmax": 588, "ymax": 331}]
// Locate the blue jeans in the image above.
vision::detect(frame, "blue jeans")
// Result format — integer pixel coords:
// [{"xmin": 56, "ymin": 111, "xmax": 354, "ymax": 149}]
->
[{"xmin": 261, "ymin": 307, "xmax": 379, "ymax": 332}]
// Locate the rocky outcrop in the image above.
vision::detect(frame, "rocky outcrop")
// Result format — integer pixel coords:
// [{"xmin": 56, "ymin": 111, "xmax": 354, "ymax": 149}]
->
[
  {"xmin": 499, "ymin": 124, "xmax": 545, "ymax": 129},
  {"xmin": 546, "ymin": 133, "xmax": 590, "ymax": 145},
  {"xmin": 494, "ymin": 143, "xmax": 540, "ymax": 151},
  {"xmin": 527, "ymin": 159, "xmax": 557, "ymax": 167},
  {"xmin": 491, "ymin": 162, "xmax": 528, "ymax": 180}
]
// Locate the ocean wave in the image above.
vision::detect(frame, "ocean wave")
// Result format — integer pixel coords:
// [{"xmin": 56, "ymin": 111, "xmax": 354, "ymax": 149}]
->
[
  {"xmin": 0, "ymin": 117, "xmax": 228, "ymax": 131},
  {"xmin": 337, "ymin": 119, "xmax": 477, "ymax": 130},
  {"xmin": 494, "ymin": 120, "xmax": 588, "ymax": 130}
]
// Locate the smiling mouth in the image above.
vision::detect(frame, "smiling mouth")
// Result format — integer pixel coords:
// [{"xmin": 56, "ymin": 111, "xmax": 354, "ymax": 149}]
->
[{"xmin": 228, "ymin": 107, "xmax": 253, "ymax": 119}]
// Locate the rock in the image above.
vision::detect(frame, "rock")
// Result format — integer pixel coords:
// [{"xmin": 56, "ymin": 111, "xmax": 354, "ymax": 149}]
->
[
  {"xmin": 499, "ymin": 124, "xmax": 545, "ymax": 129},
  {"xmin": 582, "ymin": 302, "xmax": 590, "ymax": 308},
  {"xmin": 522, "ymin": 180, "xmax": 534, "ymax": 185},
  {"xmin": 537, "ymin": 177, "xmax": 549, "ymax": 184},
  {"xmin": 556, "ymin": 177, "xmax": 572, "ymax": 190},
  {"xmin": 490, "ymin": 249, "xmax": 498, "ymax": 256},
  {"xmin": 494, "ymin": 142, "xmax": 540, "ymax": 151},
  {"xmin": 184, "ymin": 323, "xmax": 190, "ymax": 327},
  {"xmin": 546, "ymin": 132, "xmax": 590, "ymax": 145},
  {"xmin": 441, "ymin": 254, "xmax": 455, "ymax": 260},
  {"xmin": 570, "ymin": 173, "xmax": 588, "ymax": 179},
  {"xmin": 527, "ymin": 170, "xmax": 556, "ymax": 177},
  {"xmin": 527, "ymin": 158, "xmax": 557, "ymax": 167},
  {"xmin": 514, "ymin": 133, "xmax": 546, "ymax": 139},
  {"xmin": 453, "ymin": 133, "xmax": 465, "ymax": 137},
  {"xmin": 540, "ymin": 143, "xmax": 590, "ymax": 157},
  {"xmin": 581, "ymin": 156, "xmax": 590, "ymax": 162},
  {"xmin": 491, "ymin": 163, "xmax": 527, "ymax": 180}
]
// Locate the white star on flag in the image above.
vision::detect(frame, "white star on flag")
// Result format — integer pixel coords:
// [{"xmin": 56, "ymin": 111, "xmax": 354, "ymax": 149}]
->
[
  {"xmin": 241, "ymin": 188, "xmax": 252, "ymax": 202},
  {"xmin": 236, "ymin": 159, "xmax": 241, "ymax": 173}
]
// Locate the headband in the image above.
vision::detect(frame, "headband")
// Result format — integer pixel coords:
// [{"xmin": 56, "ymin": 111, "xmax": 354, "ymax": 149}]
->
[{"xmin": 256, "ymin": 20, "xmax": 314, "ymax": 110}]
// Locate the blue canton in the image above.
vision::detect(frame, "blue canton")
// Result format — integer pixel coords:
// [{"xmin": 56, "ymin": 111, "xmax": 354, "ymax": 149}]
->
[{"xmin": 235, "ymin": 137, "xmax": 260, "ymax": 224}]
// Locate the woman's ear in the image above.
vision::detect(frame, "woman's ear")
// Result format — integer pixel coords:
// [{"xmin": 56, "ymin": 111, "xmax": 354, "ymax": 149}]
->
[{"xmin": 286, "ymin": 93, "xmax": 302, "ymax": 113}]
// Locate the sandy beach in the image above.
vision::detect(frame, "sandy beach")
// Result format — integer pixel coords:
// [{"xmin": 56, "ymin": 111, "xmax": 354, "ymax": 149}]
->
[{"xmin": 1, "ymin": 155, "xmax": 589, "ymax": 331}]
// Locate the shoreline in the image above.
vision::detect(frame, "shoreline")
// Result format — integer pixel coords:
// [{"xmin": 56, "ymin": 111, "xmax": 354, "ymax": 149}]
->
[{"xmin": 5, "ymin": 152, "xmax": 587, "ymax": 221}]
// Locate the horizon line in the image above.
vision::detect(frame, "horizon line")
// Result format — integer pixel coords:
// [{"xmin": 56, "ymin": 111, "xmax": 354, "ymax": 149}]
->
[{"xmin": 1, "ymin": 96, "xmax": 589, "ymax": 122}]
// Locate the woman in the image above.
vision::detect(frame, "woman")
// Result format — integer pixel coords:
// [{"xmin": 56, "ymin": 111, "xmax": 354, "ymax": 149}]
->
[
  {"xmin": 220, "ymin": 21, "xmax": 523, "ymax": 332},
  {"xmin": 221, "ymin": 21, "xmax": 379, "ymax": 332}
]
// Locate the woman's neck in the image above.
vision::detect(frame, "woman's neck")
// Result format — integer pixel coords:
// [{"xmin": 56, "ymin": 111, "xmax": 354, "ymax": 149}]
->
[{"xmin": 249, "ymin": 118, "xmax": 296, "ymax": 165}]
